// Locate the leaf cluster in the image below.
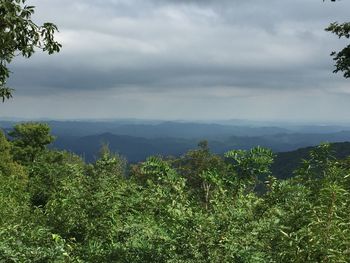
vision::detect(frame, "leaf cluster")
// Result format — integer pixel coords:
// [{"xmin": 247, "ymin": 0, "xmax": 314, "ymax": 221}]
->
[{"xmin": 0, "ymin": 0, "xmax": 61, "ymax": 101}]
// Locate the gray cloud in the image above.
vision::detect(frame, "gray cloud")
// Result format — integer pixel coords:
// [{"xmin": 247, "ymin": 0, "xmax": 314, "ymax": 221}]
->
[{"xmin": 2, "ymin": 0, "xmax": 350, "ymax": 121}]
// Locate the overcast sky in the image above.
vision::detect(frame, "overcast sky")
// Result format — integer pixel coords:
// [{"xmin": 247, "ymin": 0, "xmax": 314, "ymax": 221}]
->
[{"xmin": 2, "ymin": 0, "xmax": 350, "ymax": 122}]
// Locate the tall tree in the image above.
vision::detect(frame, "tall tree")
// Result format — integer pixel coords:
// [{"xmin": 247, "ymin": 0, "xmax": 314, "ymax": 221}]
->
[
  {"xmin": 9, "ymin": 122, "xmax": 55, "ymax": 163},
  {"xmin": 0, "ymin": 0, "xmax": 61, "ymax": 101}
]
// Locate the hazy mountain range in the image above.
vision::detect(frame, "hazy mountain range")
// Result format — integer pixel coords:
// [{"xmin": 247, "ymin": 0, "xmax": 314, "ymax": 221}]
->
[{"xmin": 2, "ymin": 120, "xmax": 350, "ymax": 164}]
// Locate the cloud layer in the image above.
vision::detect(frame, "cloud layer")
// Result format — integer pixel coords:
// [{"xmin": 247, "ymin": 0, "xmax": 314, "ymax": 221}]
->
[{"xmin": 2, "ymin": 0, "xmax": 350, "ymax": 121}]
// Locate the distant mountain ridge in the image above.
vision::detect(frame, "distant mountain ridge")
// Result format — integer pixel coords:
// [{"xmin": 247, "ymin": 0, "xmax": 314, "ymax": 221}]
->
[
  {"xmin": 52, "ymin": 133, "xmax": 198, "ymax": 162},
  {"xmin": 272, "ymin": 142, "xmax": 350, "ymax": 179},
  {"xmin": 2, "ymin": 120, "xmax": 350, "ymax": 138},
  {"xmin": 3, "ymin": 120, "xmax": 350, "ymax": 165},
  {"xmin": 52, "ymin": 131, "xmax": 350, "ymax": 164}
]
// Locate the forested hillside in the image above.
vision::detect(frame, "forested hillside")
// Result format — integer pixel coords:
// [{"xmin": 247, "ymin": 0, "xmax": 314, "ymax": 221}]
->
[
  {"xmin": 1, "ymin": 122, "xmax": 350, "ymax": 262},
  {"xmin": 51, "ymin": 129, "xmax": 350, "ymax": 163},
  {"xmin": 4, "ymin": 120, "xmax": 350, "ymax": 163},
  {"xmin": 272, "ymin": 142, "xmax": 350, "ymax": 179}
]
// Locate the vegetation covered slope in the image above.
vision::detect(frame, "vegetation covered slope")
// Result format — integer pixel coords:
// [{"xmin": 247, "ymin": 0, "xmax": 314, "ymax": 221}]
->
[
  {"xmin": 272, "ymin": 142, "xmax": 350, "ymax": 179},
  {"xmin": 1, "ymin": 122, "xmax": 350, "ymax": 262}
]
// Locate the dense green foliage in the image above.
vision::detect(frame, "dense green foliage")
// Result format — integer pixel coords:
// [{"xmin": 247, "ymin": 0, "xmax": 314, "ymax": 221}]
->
[
  {"xmin": 9, "ymin": 122, "xmax": 55, "ymax": 164},
  {"xmin": 0, "ymin": 0, "xmax": 61, "ymax": 101},
  {"xmin": 1, "ymin": 123, "xmax": 350, "ymax": 262}
]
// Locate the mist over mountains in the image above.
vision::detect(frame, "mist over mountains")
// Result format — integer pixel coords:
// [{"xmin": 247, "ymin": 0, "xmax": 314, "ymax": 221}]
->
[{"xmin": 2, "ymin": 119, "xmax": 350, "ymax": 164}]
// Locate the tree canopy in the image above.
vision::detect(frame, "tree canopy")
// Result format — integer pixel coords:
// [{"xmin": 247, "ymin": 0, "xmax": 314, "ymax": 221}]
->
[
  {"xmin": 1, "ymin": 123, "xmax": 350, "ymax": 261},
  {"xmin": 0, "ymin": 0, "xmax": 61, "ymax": 101},
  {"xmin": 9, "ymin": 122, "xmax": 55, "ymax": 163}
]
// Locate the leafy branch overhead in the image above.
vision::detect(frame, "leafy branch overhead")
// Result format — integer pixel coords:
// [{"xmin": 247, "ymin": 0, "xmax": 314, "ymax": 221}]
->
[
  {"xmin": 0, "ymin": 0, "xmax": 61, "ymax": 102},
  {"xmin": 324, "ymin": 0, "xmax": 350, "ymax": 78},
  {"xmin": 326, "ymin": 22, "xmax": 350, "ymax": 78}
]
